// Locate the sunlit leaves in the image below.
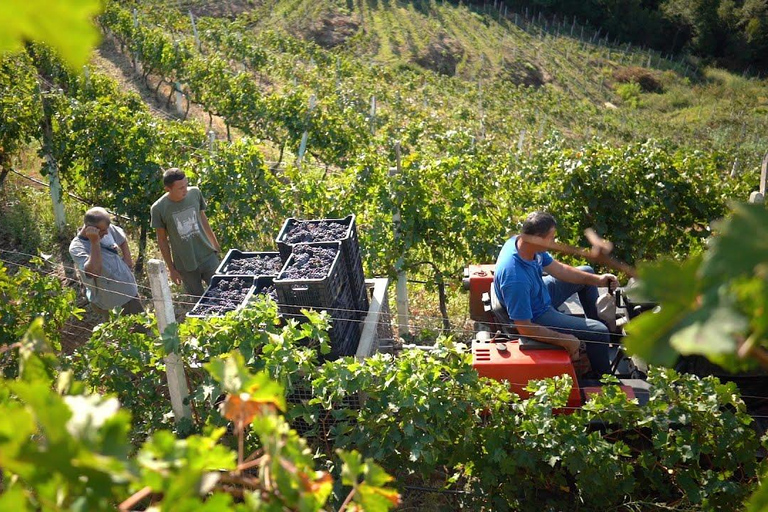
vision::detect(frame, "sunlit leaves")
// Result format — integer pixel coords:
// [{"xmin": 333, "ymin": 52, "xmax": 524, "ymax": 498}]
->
[
  {"xmin": 625, "ymin": 255, "xmax": 744, "ymax": 366},
  {"xmin": 626, "ymin": 202, "xmax": 768, "ymax": 370},
  {"xmin": 206, "ymin": 351, "xmax": 285, "ymax": 412},
  {"xmin": 339, "ymin": 450, "xmax": 401, "ymax": 512},
  {"xmin": 747, "ymin": 471, "xmax": 768, "ymax": 512},
  {"xmin": 0, "ymin": 0, "xmax": 102, "ymax": 69},
  {"xmin": 701, "ymin": 203, "xmax": 768, "ymax": 281}
]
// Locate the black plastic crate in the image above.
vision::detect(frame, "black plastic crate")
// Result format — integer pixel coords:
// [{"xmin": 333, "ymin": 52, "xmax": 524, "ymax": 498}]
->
[
  {"xmin": 324, "ymin": 309, "xmax": 361, "ymax": 360},
  {"xmin": 249, "ymin": 276, "xmax": 278, "ymax": 304},
  {"xmin": 275, "ymin": 215, "xmax": 367, "ymax": 315},
  {"xmin": 187, "ymin": 275, "xmax": 256, "ymax": 318},
  {"xmin": 215, "ymin": 249, "xmax": 283, "ymax": 277},
  {"xmin": 274, "ymin": 242, "xmax": 352, "ymax": 312},
  {"xmin": 276, "ymin": 215, "xmax": 355, "ymax": 259},
  {"xmin": 287, "ymin": 382, "xmax": 361, "ymax": 438}
]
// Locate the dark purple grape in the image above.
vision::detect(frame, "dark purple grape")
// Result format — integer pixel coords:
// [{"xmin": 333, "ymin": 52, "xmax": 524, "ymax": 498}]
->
[
  {"xmin": 190, "ymin": 277, "xmax": 251, "ymax": 316},
  {"xmin": 284, "ymin": 220, "xmax": 348, "ymax": 245},
  {"xmin": 280, "ymin": 245, "xmax": 338, "ymax": 280},
  {"xmin": 224, "ymin": 254, "xmax": 283, "ymax": 276}
]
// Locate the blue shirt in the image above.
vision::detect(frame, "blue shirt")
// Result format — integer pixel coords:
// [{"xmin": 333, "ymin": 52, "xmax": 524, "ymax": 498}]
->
[{"xmin": 493, "ymin": 236, "xmax": 553, "ymax": 321}]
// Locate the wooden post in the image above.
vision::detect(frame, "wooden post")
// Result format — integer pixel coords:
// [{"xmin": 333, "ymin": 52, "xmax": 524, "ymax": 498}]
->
[
  {"xmin": 370, "ymin": 95, "xmax": 376, "ymax": 134},
  {"xmin": 391, "ymin": 143, "xmax": 409, "ymax": 338},
  {"xmin": 297, "ymin": 95, "xmax": 316, "ymax": 168},
  {"xmin": 335, "ymin": 55, "xmax": 341, "ymax": 90},
  {"xmin": 760, "ymin": 150, "xmax": 768, "ymax": 197},
  {"xmin": 40, "ymin": 92, "xmax": 67, "ymax": 236},
  {"xmin": 132, "ymin": 9, "xmax": 141, "ymax": 74},
  {"xmin": 357, "ymin": 278, "xmax": 390, "ymax": 360},
  {"xmin": 208, "ymin": 130, "xmax": 216, "ymax": 153},
  {"xmin": 174, "ymin": 82, "xmax": 185, "ymax": 116},
  {"xmin": 189, "ymin": 11, "xmax": 200, "ymax": 50},
  {"xmin": 147, "ymin": 259, "xmax": 191, "ymax": 424},
  {"xmin": 46, "ymin": 157, "xmax": 67, "ymax": 236}
]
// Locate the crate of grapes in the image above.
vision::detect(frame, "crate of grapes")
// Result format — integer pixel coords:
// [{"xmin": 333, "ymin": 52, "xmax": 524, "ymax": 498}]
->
[
  {"xmin": 249, "ymin": 276, "xmax": 278, "ymax": 305},
  {"xmin": 275, "ymin": 215, "xmax": 367, "ymax": 316},
  {"xmin": 274, "ymin": 242, "xmax": 355, "ymax": 320},
  {"xmin": 215, "ymin": 249, "xmax": 283, "ymax": 277},
  {"xmin": 187, "ymin": 276, "xmax": 256, "ymax": 318}
]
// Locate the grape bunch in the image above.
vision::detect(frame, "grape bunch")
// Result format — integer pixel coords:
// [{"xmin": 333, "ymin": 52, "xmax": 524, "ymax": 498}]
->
[
  {"xmin": 225, "ymin": 254, "xmax": 283, "ymax": 275},
  {"xmin": 190, "ymin": 277, "xmax": 251, "ymax": 316},
  {"xmin": 280, "ymin": 245, "xmax": 337, "ymax": 279},
  {"xmin": 257, "ymin": 284, "xmax": 278, "ymax": 302},
  {"xmin": 284, "ymin": 220, "xmax": 348, "ymax": 244}
]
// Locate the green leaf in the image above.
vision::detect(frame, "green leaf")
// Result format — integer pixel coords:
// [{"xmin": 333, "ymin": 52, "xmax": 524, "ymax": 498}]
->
[
  {"xmin": 205, "ymin": 352, "xmax": 251, "ymax": 395},
  {"xmin": 668, "ymin": 301, "xmax": 745, "ymax": 357},
  {"xmin": 19, "ymin": 318, "xmax": 56, "ymax": 384},
  {"xmin": 62, "ymin": 395, "xmax": 120, "ymax": 443},
  {"xmin": 0, "ymin": 0, "xmax": 102, "ymax": 68},
  {"xmin": 701, "ymin": 203, "xmax": 768, "ymax": 281},
  {"xmin": 358, "ymin": 482, "xmax": 401, "ymax": 512},
  {"xmin": 624, "ymin": 256, "xmax": 702, "ymax": 366},
  {"xmin": 338, "ymin": 449, "xmax": 364, "ymax": 487},
  {"xmin": 161, "ymin": 323, "xmax": 181, "ymax": 355},
  {"xmin": 0, "ymin": 486, "xmax": 29, "ymax": 511},
  {"xmin": 746, "ymin": 469, "xmax": 768, "ymax": 512}
]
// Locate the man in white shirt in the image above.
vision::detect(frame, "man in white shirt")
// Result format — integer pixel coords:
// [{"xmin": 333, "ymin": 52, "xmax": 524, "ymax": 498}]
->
[{"xmin": 69, "ymin": 207, "xmax": 143, "ymax": 316}]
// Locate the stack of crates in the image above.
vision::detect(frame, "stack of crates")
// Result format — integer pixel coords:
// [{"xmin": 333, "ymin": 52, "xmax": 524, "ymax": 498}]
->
[
  {"xmin": 275, "ymin": 215, "xmax": 368, "ymax": 317},
  {"xmin": 274, "ymin": 241, "xmax": 360, "ymax": 359}
]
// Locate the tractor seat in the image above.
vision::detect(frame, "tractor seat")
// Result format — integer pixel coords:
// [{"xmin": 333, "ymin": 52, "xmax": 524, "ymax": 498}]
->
[{"xmin": 487, "ymin": 285, "xmax": 565, "ymax": 351}]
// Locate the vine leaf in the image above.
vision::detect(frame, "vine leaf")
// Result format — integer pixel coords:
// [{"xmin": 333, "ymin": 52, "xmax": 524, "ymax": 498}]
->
[
  {"xmin": 0, "ymin": 487, "xmax": 27, "ymax": 511},
  {"xmin": 339, "ymin": 450, "xmax": 401, "ymax": 512},
  {"xmin": 0, "ymin": 0, "xmax": 102, "ymax": 68},
  {"xmin": 625, "ymin": 256, "xmax": 711, "ymax": 366},
  {"xmin": 207, "ymin": 352, "xmax": 286, "ymax": 413},
  {"xmin": 747, "ymin": 468, "xmax": 768, "ymax": 512},
  {"xmin": 160, "ymin": 323, "xmax": 181, "ymax": 355},
  {"xmin": 701, "ymin": 203, "xmax": 768, "ymax": 280}
]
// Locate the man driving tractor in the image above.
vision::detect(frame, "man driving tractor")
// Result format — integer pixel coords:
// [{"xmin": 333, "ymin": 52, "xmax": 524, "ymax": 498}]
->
[{"xmin": 492, "ymin": 211, "xmax": 618, "ymax": 376}]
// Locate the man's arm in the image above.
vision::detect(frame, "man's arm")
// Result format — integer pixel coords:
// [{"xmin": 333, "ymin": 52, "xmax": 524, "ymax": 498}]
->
[
  {"xmin": 514, "ymin": 320, "xmax": 580, "ymax": 358},
  {"xmin": 118, "ymin": 240, "xmax": 134, "ymax": 269},
  {"xmin": 156, "ymin": 227, "xmax": 183, "ymax": 285},
  {"xmin": 544, "ymin": 260, "xmax": 617, "ymax": 289},
  {"xmin": 199, "ymin": 211, "xmax": 221, "ymax": 253},
  {"xmin": 499, "ymin": 278, "xmax": 580, "ymax": 358},
  {"xmin": 80, "ymin": 227, "xmax": 103, "ymax": 279}
]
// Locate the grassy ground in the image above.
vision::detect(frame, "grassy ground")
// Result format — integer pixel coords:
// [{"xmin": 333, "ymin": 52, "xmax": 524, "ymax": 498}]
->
[{"xmin": 154, "ymin": 0, "xmax": 768, "ymax": 172}]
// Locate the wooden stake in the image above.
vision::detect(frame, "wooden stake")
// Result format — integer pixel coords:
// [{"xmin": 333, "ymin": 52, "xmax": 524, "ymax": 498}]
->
[
  {"xmin": 147, "ymin": 259, "xmax": 191, "ymax": 423},
  {"xmin": 391, "ymin": 143, "xmax": 409, "ymax": 338}
]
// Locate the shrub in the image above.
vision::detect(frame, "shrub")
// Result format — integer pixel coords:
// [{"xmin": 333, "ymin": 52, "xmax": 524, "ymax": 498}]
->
[
  {"xmin": 616, "ymin": 81, "xmax": 644, "ymax": 108},
  {"xmin": 614, "ymin": 66, "xmax": 664, "ymax": 93}
]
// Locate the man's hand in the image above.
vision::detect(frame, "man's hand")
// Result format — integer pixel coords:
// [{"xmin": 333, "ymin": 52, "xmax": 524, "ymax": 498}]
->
[
  {"xmin": 79, "ymin": 225, "xmax": 101, "ymax": 243},
  {"xmin": 168, "ymin": 265, "xmax": 183, "ymax": 285},
  {"xmin": 597, "ymin": 273, "xmax": 619, "ymax": 292},
  {"xmin": 560, "ymin": 333, "xmax": 581, "ymax": 359},
  {"xmin": 123, "ymin": 256, "xmax": 135, "ymax": 270}
]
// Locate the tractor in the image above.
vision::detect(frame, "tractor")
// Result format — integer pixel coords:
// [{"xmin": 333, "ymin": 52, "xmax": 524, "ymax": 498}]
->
[
  {"xmin": 463, "ymin": 263, "xmax": 768, "ymax": 436},
  {"xmin": 463, "ymin": 263, "xmax": 654, "ymax": 409}
]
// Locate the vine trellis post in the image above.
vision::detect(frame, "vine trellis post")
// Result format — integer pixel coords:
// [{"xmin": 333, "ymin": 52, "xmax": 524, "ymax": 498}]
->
[
  {"xmin": 148, "ymin": 259, "xmax": 192, "ymax": 424},
  {"xmin": 391, "ymin": 142, "xmax": 409, "ymax": 338},
  {"xmin": 40, "ymin": 91, "xmax": 67, "ymax": 237}
]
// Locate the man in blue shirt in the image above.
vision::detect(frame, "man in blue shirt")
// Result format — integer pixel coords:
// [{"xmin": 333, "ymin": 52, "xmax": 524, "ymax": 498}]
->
[{"xmin": 493, "ymin": 211, "xmax": 616, "ymax": 375}]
